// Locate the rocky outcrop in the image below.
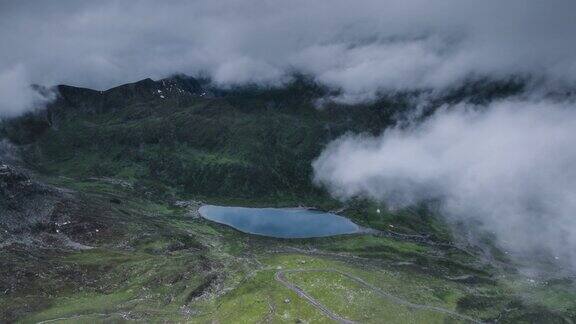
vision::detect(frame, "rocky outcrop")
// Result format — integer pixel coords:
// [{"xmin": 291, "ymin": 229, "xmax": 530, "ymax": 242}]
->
[
  {"xmin": 0, "ymin": 163, "xmax": 62, "ymax": 229},
  {"xmin": 174, "ymin": 200, "xmax": 203, "ymax": 219},
  {"xmin": 0, "ymin": 162, "xmax": 94, "ymax": 249}
]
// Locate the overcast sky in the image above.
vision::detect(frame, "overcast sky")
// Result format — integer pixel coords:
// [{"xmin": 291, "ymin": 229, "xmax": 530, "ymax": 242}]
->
[{"xmin": 2, "ymin": 0, "xmax": 576, "ymax": 115}]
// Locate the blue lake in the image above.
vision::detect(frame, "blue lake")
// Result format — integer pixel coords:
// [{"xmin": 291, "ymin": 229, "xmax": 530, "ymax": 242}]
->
[{"xmin": 199, "ymin": 205, "xmax": 360, "ymax": 238}]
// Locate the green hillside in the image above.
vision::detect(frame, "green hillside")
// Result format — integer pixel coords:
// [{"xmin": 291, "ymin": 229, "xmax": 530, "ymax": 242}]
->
[{"xmin": 2, "ymin": 76, "xmax": 572, "ymax": 323}]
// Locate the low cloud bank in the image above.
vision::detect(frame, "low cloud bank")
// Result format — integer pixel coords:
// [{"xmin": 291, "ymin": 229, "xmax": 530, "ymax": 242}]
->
[
  {"xmin": 2, "ymin": 0, "xmax": 576, "ymax": 114},
  {"xmin": 313, "ymin": 99, "xmax": 576, "ymax": 271},
  {"xmin": 0, "ymin": 66, "xmax": 54, "ymax": 118}
]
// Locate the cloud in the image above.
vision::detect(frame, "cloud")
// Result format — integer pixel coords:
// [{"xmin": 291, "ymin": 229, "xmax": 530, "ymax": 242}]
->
[
  {"xmin": 313, "ymin": 99, "xmax": 576, "ymax": 271},
  {"xmin": 0, "ymin": 65, "xmax": 53, "ymax": 118},
  {"xmin": 1, "ymin": 0, "xmax": 576, "ymax": 273},
  {"xmin": 2, "ymin": 0, "xmax": 576, "ymax": 114}
]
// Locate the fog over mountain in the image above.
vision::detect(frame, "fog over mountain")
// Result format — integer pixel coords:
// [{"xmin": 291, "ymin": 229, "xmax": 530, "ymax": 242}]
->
[
  {"xmin": 2, "ymin": 0, "xmax": 576, "ymax": 115},
  {"xmin": 313, "ymin": 99, "xmax": 576, "ymax": 271},
  {"xmin": 2, "ymin": 0, "xmax": 576, "ymax": 271}
]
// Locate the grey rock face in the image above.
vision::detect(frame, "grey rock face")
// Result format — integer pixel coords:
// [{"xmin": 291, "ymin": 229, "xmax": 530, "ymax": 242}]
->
[{"xmin": 0, "ymin": 162, "xmax": 78, "ymax": 248}]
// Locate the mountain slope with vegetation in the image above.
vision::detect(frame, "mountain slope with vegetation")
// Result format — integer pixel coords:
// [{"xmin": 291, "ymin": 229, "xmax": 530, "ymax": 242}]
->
[
  {"xmin": 1, "ymin": 75, "xmax": 523, "ymax": 201},
  {"xmin": 1, "ymin": 75, "xmax": 573, "ymax": 323}
]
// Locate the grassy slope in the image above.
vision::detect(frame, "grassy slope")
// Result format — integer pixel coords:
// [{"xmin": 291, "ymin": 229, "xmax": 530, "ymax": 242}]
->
[
  {"xmin": 1, "ymin": 76, "xmax": 524, "ymax": 209},
  {"xmin": 0, "ymin": 177, "xmax": 573, "ymax": 323},
  {"xmin": 1, "ymin": 77, "xmax": 574, "ymax": 322}
]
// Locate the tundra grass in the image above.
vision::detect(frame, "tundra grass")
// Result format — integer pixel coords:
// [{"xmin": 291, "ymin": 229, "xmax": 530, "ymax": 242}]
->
[
  {"xmin": 4, "ymin": 176, "xmax": 576, "ymax": 323},
  {"xmin": 285, "ymin": 270, "xmax": 456, "ymax": 323}
]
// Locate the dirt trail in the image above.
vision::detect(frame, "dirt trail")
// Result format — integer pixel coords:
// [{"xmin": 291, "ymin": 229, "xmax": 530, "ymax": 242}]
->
[
  {"xmin": 275, "ymin": 271, "xmax": 356, "ymax": 324},
  {"xmin": 36, "ymin": 313, "xmax": 111, "ymax": 323},
  {"xmin": 275, "ymin": 268, "xmax": 483, "ymax": 324}
]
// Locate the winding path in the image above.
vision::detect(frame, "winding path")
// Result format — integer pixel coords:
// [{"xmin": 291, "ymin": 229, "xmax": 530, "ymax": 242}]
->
[
  {"xmin": 275, "ymin": 270, "xmax": 356, "ymax": 324},
  {"xmin": 275, "ymin": 268, "xmax": 483, "ymax": 324},
  {"xmin": 36, "ymin": 313, "xmax": 111, "ymax": 323}
]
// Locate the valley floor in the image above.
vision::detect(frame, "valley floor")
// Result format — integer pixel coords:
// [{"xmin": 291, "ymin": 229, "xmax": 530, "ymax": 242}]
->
[{"xmin": 1, "ymin": 177, "xmax": 575, "ymax": 323}]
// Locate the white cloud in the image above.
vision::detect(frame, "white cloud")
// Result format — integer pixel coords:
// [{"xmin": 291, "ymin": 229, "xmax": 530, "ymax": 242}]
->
[
  {"xmin": 313, "ymin": 99, "xmax": 576, "ymax": 270},
  {"xmin": 0, "ymin": 65, "xmax": 52, "ymax": 118},
  {"xmin": 2, "ymin": 0, "xmax": 576, "ymax": 113},
  {"xmin": 213, "ymin": 57, "xmax": 285, "ymax": 86}
]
